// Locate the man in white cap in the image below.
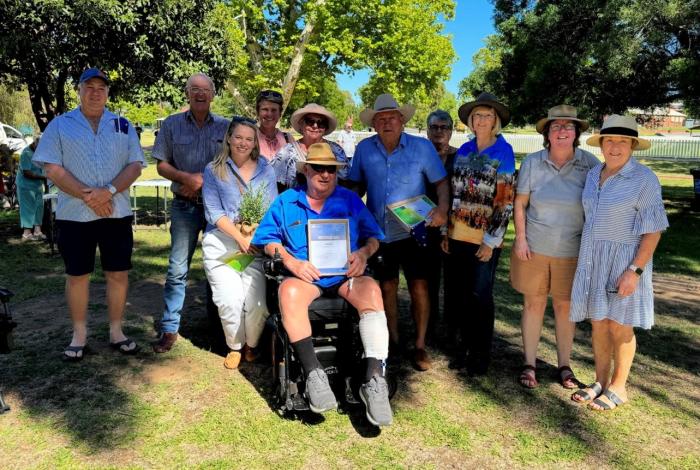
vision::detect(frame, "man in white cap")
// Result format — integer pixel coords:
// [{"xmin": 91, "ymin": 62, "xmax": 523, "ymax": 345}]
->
[
  {"xmin": 349, "ymin": 94, "xmax": 450, "ymax": 371},
  {"xmin": 33, "ymin": 67, "xmax": 145, "ymax": 360}
]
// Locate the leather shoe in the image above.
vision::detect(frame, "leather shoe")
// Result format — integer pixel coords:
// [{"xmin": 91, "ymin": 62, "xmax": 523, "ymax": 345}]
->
[
  {"xmin": 152, "ymin": 332, "xmax": 178, "ymax": 353},
  {"xmin": 413, "ymin": 348, "xmax": 431, "ymax": 371}
]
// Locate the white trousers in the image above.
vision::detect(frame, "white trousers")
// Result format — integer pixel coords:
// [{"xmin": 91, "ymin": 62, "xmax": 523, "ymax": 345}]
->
[{"xmin": 202, "ymin": 229, "xmax": 268, "ymax": 351}]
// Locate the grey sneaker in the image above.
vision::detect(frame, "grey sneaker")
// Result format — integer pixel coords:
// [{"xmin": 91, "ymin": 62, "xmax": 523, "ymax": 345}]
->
[
  {"xmin": 305, "ymin": 368, "xmax": 337, "ymax": 414},
  {"xmin": 360, "ymin": 376, "xmax": 393, "ymax": 426}
]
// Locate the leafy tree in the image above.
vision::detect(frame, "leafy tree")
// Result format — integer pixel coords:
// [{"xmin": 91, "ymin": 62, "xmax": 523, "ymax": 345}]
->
[
  {"xmin": 0, "ymin": 0, "xmax": 241, "ymax": 129},
  {"xmin": 0, "ymin": 85, "xmax": 36, "ymax": 131},
  {"xmin": 226, "ymin": 0, "xmax": 456, "ymax": 117},
  {"xmin": 460, "ymin": 0, "xmax": 700, "ymax": 125}
]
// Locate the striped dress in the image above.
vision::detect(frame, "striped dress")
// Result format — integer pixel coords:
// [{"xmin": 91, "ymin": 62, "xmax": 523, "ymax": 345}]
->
[{"xmin": 570, "ymin": 158, "xmax": 669, "ymax": 329}]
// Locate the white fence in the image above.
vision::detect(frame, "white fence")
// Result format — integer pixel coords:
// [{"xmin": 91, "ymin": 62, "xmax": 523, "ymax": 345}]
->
[{"xmin": 328, "ymin": 131, "xmax": 700, "ymax": 159}]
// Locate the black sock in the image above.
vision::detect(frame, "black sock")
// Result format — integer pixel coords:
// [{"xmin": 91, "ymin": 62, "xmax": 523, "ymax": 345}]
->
[
  {"xmin": 365, "ymin": 357, "xmax": 384, "ymax": 382},
  {"xmin": 291, "ymin": 336, "xmax": 322, "ymax": 377}
]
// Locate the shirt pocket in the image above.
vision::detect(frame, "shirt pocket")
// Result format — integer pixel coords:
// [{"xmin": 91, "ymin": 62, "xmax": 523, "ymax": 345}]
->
[{"xmin": 399, "ymin": 161, "xmax": 422, "ymax": 184}]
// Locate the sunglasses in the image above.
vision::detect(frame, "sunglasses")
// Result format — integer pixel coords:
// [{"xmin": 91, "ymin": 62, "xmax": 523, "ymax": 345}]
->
[
  {"xmin": 309, "ymin": 164, "xmax": 337, "ymax": 174},
  {"xmin": 304, "ymin": 117, "xmax": 328, "ymax": 128},
  {"xmin": 257, "ymin": 90, "xmax": 283, "ymax": 100},
  {"xmin": 230, "ymin": 115, "xmax": 257, "ymax": 125}
]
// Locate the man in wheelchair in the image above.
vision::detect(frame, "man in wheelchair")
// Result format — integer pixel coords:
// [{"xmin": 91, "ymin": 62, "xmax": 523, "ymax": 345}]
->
[{"xmin": 252, "ymin": 143, "xmax": 392, "ymax": 426}]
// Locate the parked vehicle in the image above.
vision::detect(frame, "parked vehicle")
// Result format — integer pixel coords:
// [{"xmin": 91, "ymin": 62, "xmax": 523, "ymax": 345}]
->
[{"xmin": 0, "ymin": 122, "xmax": 28, "ymax": 152}]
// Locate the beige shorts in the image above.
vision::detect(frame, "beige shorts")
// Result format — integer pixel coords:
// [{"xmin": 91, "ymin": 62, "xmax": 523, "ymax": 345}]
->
[{"xmin": 510, "ymin": 251, "xmax": 578, "ymax": 300}]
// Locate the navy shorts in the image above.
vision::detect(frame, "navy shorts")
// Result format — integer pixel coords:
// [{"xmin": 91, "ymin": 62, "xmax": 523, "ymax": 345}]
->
[
  {"xmin": 57, "ymin": 216, "xmax": 134, "ymax": 276},
  {"xmin": 375, "ymin": 237, "xmax": 431, "ymax": 282}
]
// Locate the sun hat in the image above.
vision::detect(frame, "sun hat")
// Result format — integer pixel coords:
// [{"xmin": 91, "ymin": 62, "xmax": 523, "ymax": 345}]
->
[
  {"xmin": 458, "ymin": 92, "xmax": 510, "ymax": 127},
  {"xmin": 359, "ymin": 93, "xmax": 416, "ymax": 127},
  {"xmin": 585, "ymin": 114, "xmax": 651, "ymax": 151},
  {"xmin": 295, "ymin": 143, "xmax": 347, "ymax": 172},
  {"xmin": 79, "ymin": 67, "xmax": 109, "ymax": 85},
  {"xmin": 535, "ymin": 104, "xmax": 589, "ymax": 133},
  {"xmin": 290, "ymin": 103, "xmax": 337, "ymax": 135}
]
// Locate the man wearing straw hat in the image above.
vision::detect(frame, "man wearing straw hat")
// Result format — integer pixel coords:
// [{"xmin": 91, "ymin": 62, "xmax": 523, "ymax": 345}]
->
[
  {"xmin": 253, "ymin": 142, "xmax": 393, "ymax": 427},
  {"xmin": 349, "ymin": 94, "xmax": 450, "ymax": 371}
]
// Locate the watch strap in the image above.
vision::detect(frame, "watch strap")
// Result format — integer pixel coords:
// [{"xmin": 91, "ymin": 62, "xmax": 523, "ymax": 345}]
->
[{"xmin": 628, "ymin": 264, "xmax": 643, "ymax": 275}]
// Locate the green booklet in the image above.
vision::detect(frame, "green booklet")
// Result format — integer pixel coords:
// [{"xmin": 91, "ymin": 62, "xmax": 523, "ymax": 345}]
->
[{"xmin": 219, "ymin": 252, "xmax": 255, "ymax": 272}]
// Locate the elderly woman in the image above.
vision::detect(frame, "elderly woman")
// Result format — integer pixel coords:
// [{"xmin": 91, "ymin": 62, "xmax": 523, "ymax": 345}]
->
[
  {"xmin": 202, "ymin": 117, "xmax": 278, "ymax": 369},
  {"xmin": 270, "ymin": 103, "xmax": 349, "ymax": 190},
  {"xmin": 511, "ymin": 105, "xmax": 600, "ymax": 389},
  {"xmin": 16, "ymin": 137, "xmax": 47, "ymax": 241},
  {"xmin": 442, "ymin": 93, "xmax": 516, "ymax": 375},
  {"xmin": 425, "ymin": 109, "xmax": 458, "ymax": 338},
  {"xmin": 570, "ymin": 115, "xmax": 668, "ymax": 410},
  {"xmin": 255, "ymin": 90, "xmax": 292, "ymax": 161}
]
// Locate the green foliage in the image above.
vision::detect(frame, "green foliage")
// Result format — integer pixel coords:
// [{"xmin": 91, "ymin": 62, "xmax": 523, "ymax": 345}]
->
[
  {"xmin": 0, "ymin": 85, "xmax": 35, "ymax": 131},
  {"xmin": 0, "ymin": 0, "xmax": 242, "ymax": 129},
  {"xmin": 109, "ymin": 100, "xmax": 172, "ymax": 127},
  {"xmin": 461, "ymin": 0, "xmax": 700, "ymax": 125},
  {"xmin": 237, "ymin": 183, "xmax": 269, "ymax": 225}
]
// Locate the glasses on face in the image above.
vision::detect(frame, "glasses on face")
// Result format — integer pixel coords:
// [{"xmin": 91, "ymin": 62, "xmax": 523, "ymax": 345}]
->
[
  {"xmin": 550, "ymin": 123, "xmax": 576, "ymax": 132},
  {"xmin": 309, "ymin": 164, "xmax": 337, "ymax": 174},
  {"xmin": 188, "ymin": 86, "xmax": 212, "ymax": 94},
  {"xmin": 429, "ymin": 124, "xmax": 451, "ymax": 132},
  {"xmin": 304, "ymin": 117, "xmax": 327, "ymax": 129},
  {"xmin": 473, "ymin": 112, "xmax": 495, "ymax": 121}
]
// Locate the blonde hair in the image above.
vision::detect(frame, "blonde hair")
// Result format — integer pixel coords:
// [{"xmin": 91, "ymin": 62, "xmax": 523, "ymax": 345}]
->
[
  {"xmin": 468, "ymin": 105, "xmax": 502, "ymax": 138},
  {"xmin": 211, "ymin": 120, "xmax": 260, "ymax": 181}
]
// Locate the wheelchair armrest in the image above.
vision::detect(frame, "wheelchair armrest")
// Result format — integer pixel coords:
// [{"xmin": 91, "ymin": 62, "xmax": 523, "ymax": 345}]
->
[{"xmin": 0, "ymin": 287, "xmax": 14, "ymax": 303}]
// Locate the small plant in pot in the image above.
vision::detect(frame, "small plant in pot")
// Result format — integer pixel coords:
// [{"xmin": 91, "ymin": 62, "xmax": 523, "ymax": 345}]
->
[{"xmin": 236, "ymin": 183, "xmax": 269, "ymax": 241}]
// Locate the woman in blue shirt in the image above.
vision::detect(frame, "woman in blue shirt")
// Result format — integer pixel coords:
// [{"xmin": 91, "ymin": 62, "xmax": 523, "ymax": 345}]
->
[
  {"xmin": 16, "ymin": 137, "xmax": 47, "ymax": 241},
  {"xmin": 202, "ymin": 117, "xmax": 278, "ymax": 369}
]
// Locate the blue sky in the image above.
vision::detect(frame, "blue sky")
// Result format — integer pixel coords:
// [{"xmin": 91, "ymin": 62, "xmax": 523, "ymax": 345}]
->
[{"xmin": 335, "ymin": 0, "xmax": 496, "ymax": 103}]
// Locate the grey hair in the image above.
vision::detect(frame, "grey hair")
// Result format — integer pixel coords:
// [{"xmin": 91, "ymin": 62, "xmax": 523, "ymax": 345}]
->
[
  {"xmin": 427, "ymin": 109, "xmax": 453, "ymax": 128},
  {"xmin": 185, "ymin": 73, "xmax": 215, "ymax": 94}
]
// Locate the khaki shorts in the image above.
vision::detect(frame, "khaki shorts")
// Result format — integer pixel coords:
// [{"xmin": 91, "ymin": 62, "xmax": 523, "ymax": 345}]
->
[{"xmin": 510, "ymin": 251, "xmax": 578, "ymax": 299}]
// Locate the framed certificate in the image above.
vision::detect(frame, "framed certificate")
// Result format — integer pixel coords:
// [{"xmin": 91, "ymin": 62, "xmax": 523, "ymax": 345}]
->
[
  {"xmin": 308, "ymin": 219, "xmax": 350, "ymax": 276},
  {"xmin": 387, "ymin": 195, "xmax": 436, "ymax": 231}
]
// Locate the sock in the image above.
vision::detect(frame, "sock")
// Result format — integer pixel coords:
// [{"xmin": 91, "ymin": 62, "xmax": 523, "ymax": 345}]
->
[
  {"xmin": 365, "ymin": 357, "xmax": 385, "ymax": 382},
  {"xmin": 359, "ymin": 310, "xmax": 389, "ymax": 360},
  {"xmin": 291, "ymin": 336, "xmax": 322, "ymax": 377}
]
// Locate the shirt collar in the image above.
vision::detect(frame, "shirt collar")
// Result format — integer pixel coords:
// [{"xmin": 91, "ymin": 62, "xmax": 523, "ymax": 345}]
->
[
  {"xmin": 373, "ymin": 132, "xmax": 407, "ymax": 155},
  {"xmin": 186, "ymin": 110, "xmax": 214, "ymax": 125},
  {"xmin": 293, "ymin": 185, "xmax": 339, "ymax": 212}
]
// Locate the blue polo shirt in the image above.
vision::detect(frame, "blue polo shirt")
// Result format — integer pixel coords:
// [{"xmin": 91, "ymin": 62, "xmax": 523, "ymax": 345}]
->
[
  {"xmin": 252, "ymin": 185, "xmax": 385, "ymax": 288},
  {"xmin": 33, "ymin": 107, "xmax": 146, "ymax": 222},
  {"xmin": 348, "ymin": 132, "xmax": 447, "ymax": 242}
]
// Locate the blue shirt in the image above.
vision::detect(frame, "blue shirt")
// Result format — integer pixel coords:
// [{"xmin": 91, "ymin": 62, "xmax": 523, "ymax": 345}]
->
[
  {"xmin": 16, "ymin": 145, "xmax": 44, "ymax": 191},
  {"xmin": 348, "ymin": 132, "xmax": 447, "ymax": 242},
  {"xmin": 202, "ymin": 157, "xmax": 278, "ymax": 233},
  {"xmin": 152, "ymin": 110, "xmax": 230, "ymax": 196},
  {"xmin": 252, "ymin": 185, "xmax": 385, "ymax": 287},
  {"xmin": 32, "ymin": 107, "xmax": 145, "ymax": 222}
]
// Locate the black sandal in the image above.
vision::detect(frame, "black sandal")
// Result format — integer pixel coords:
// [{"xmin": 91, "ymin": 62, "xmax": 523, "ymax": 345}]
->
[
  {"xmin": 557, "ymin": 365, "xmax": 578, "ymax": 389},
  {"xmin": 63, "ymin": 344, "xmax": 87, "ymax": 362},
  {"xmin": 110, "ymin": 338, "xmax": 140, "ymax": 355},
  {"xmin": 571, "ymin": 382, "xmax": 603, "ymax": 403}
]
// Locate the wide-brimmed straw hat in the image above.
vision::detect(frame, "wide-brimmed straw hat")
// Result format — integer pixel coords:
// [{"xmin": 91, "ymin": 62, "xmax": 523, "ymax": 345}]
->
[
  {"xmin": 535, "ymin": 104, "xmax": 589, "ymax": 133},
  {"xmin": 458, "ymin": 92, "xmax": 510, "ymax": 127},
  {"xmin": 359, "ymin": 93, "xmax": 416, "ymax": 127},
  {"xmin": 295, "ymin": 143, "xmax": 347, "ymax": 172},
  {"xmin": 290, "ymin": 103, "xmax": 337, "ymax": 136},
  {"xmin": 585, "ymin": 114, "xmax": 651, "ymax": 151}
]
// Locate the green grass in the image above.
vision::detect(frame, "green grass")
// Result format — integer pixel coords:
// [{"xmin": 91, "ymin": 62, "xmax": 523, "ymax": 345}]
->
[{"xmin": 0, "ymin": 156, "xmax": 698, "ymax": 468}]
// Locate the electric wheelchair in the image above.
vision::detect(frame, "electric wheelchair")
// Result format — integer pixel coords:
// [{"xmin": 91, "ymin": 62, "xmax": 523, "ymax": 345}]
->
[{"xmin": 263, "ymin": 251, "xmax": 396, "ymax": 416}]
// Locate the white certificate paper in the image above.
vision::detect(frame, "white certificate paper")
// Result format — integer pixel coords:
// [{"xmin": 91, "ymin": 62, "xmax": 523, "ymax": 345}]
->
[{"xmin": 308, "ymin": 219, "xmax": 350, "ymax": 276}]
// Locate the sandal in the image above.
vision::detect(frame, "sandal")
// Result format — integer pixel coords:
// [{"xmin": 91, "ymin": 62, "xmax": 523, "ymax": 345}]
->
[
  {"xmin": 63, "ymin": 344, "xmax": 87, "ymax": 362},
  {"xmin": 557, "ymin": 365, "xmax": 578, "ymax": 389},
  {"xmin": 590, "ymin": 389, "xmax": 626, "ymax": 411},
  {"xmin": 110, "ymin": 338, "xmax": 140, "ymax": 355},
  {"xmin": 518, "ymin": 365, "xmax": 538, "ymax": 389},
  {"xmin": 571, "ymin": 382, "xmax": 603, "ymax": 404}
]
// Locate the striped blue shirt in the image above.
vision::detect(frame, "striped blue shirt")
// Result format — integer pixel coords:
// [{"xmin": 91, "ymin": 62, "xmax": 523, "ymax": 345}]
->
[
  {"xmin": 32, "ymin": 107, "xmax": 145, "ymax": 222},
  {"xmin": 570, "ymin": 158, "xmax": 669, "ymax": 329},
  {"xmin": 151, "ymin": 111, "xmax": 230, "ymax": 196},
  {"xmin": 202, "ymin": 157, "xmax": 278, "ymax": 233}
]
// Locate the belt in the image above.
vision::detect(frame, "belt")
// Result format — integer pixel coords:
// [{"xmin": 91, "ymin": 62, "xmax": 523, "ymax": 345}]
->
[{"xmin": 174, "ymin": 193, "xmax": 204, "ymax": 205}]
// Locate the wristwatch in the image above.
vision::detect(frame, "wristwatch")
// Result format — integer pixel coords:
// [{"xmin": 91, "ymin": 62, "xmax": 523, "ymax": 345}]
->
[
  {"xmin": 106, "ymin": 184, "xmax": 118, "ymax": 196},
  {"xmin": 628, "ymin": 264, "xmax": 643, "ymax": 275}
]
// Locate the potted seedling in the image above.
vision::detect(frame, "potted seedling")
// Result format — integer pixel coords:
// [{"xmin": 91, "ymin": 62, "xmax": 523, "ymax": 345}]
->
[{"xmin": 235, "ymin": 183, "xmax": 269, "ymax": 240}]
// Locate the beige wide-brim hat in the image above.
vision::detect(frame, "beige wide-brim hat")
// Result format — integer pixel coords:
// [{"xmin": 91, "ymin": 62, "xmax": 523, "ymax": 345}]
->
[
  {"xmin": 586, "ymin": 114, "xmax": 651, "ymax": 151},
  {"xmin": 458, "ymin": 92, "xmax": 511, "ymax": 127},
  {"xmin": 295, "ymin": 142, "xmax": 347, "ymax": 172},
  {"xmin": 359, "ymin": 93, "xmax": 416, "ymax": 127},
  {"xmin": 535, "ymin": 104, "xmax": 589, "ymax": 133},
  {"xmin": 290, "ymin": 103, "xmax": 338, "ymax": 136}
]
